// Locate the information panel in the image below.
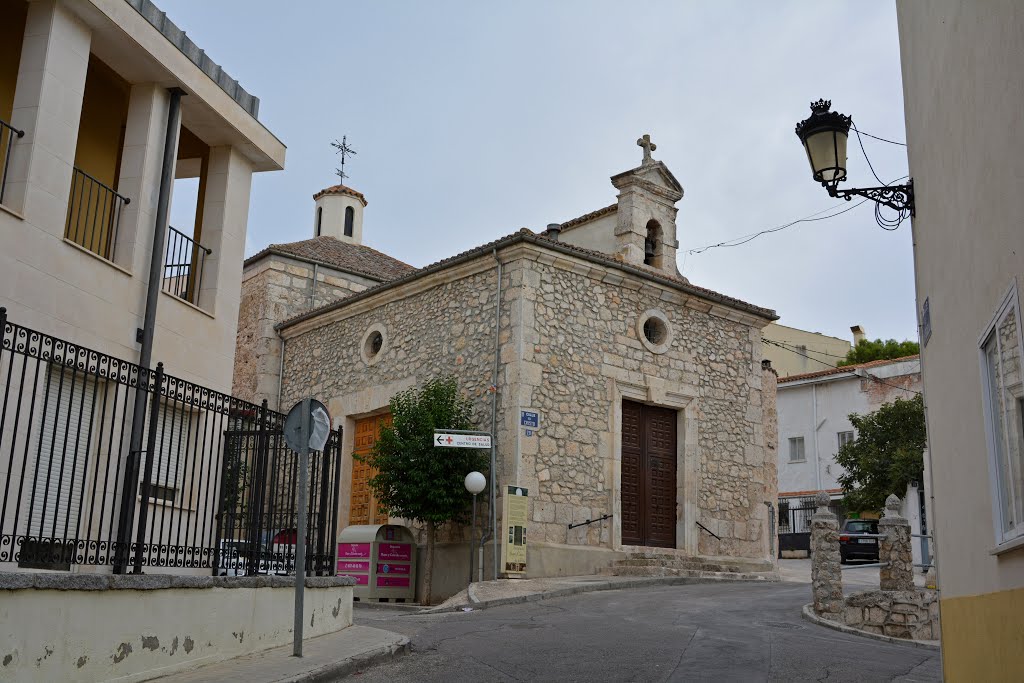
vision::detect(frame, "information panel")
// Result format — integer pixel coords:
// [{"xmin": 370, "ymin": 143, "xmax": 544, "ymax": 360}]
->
[{"xmin": 501, "ymin": 486, "xmax": 529, "ymax": 575}]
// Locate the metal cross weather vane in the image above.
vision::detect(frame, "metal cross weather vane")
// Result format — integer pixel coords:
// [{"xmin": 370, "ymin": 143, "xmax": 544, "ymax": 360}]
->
[{"xmin": 331, "ymin": 136, "xmax": 357, "ymax": 184}]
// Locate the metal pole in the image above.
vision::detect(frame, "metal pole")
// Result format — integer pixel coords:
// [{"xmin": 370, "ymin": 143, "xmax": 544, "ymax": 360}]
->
[
  {"xmin": 469, "ymin": 493, "xmax": 478, "ymax": 586},
  {"xmin": 489, "ymin": 249, "xmax": 503, "ymax": 581},
  {"xmin": 293, "ymin": 398, "xmax": 310, "ymax": 657},
  {"xmin": 114, "ymin": 87, "xmax": 183, "ymax": 573}
]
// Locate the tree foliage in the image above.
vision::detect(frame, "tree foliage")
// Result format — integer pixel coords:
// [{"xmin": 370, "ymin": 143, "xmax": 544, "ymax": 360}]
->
[
  {"xmin": 834, "ymin": 394, "xmax": 926, "ymax": 512},
  {"xmin": 361, "ymin": 376, "xmax": 487, "ymax": 604},
  {"xmin": 838, "ymin": 338, "xmax": 920, "ymax": 366},
  {"xmin": 364, "ymin": 377, "xmax": 487, "ymax": 525}
]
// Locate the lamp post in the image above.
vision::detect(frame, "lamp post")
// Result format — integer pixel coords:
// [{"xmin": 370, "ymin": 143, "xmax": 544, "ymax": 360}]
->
[
  {"xmin": 464, "ymin": 471, "xmax": 487, "ymax": 586},
  {"xmin": 795, "ymin": 99, "xmax": 914, "ymax": 223}
]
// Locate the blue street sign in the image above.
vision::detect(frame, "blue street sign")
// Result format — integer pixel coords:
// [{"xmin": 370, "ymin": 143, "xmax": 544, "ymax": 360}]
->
[{"xmin": 520, "ymin": 411, "xmax": 540, "ymax": 429}]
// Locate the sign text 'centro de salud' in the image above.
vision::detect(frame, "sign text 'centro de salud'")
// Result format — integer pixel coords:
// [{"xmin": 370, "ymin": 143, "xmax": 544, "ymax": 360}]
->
[{"xmin": 433, "ymin": 431, "xmax": 492, "ymax": 449}]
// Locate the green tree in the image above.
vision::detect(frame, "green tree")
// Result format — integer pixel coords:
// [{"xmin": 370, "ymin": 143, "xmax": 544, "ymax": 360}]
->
[
  {"xmin": 838, "ymin": 338, "xmax": 920, "ymax": 366},
  {"xmin": 835, "ymin": 394, "xmax": 926, "ymax": 512},
  {"xmin": 362, "ymin": 377, "xmax": 488, "ymax": 604}
]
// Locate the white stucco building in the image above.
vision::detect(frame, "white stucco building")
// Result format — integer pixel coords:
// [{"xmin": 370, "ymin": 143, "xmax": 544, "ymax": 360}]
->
[{"xmin": 776, "ymin": 355, "xmax": 921, "ymax": 501}]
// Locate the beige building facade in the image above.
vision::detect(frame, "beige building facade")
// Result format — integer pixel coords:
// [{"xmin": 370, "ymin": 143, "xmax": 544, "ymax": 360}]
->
[
  {"xmin": 0, "ymin": 0, "xmax": 284, "ymax": 389},
  {"xmin": 761, "ymin": 322, "xmax": 852, "ymax": 378},
  {"xmin": 897, "ymin": 0, "xmax": 1024, "ymax": 677},
  {"xmin": 0, "ymin": 0, "xmax": 283, "ymax": 577},
  {"xmin": 253, "ymin": 143, "xmax": 780, "ymax": 600}
]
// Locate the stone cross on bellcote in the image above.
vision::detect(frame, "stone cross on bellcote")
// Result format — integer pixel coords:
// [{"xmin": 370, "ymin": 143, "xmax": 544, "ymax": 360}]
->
[{"xmin": 637, "ymin": 133, "xmax": 657, "ymax": 164}]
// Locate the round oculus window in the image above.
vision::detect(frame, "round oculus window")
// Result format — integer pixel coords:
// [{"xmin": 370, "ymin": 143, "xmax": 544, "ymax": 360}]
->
[
  {"xmin": 359, "ymin": 324, "xmax": 388, "ymax": 366},
  {"xmin": 636, "ymin": 309, "xmax": 673, "ymax": 354}
]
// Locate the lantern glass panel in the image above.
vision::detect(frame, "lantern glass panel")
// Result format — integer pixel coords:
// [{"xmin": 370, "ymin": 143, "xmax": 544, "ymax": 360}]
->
[{"xmin": 804, "ymin": 128, "xmax": 848, "ymax": 184}]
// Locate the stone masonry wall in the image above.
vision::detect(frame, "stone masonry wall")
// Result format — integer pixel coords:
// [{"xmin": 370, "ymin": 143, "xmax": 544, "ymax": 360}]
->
[
  {"xmin": 280, "ymin": 261, "xmax": 515, "ymax": 544},
  {"xmin": 514, "ymin": 259, "xmax": 772, "ymax": 559},
  {"xmin": 233, "ymin": 256, "xmax": 374, "ymax": 409},
  {"xmin": 280, "ymin": 245, "xmax": 775, "ymax": 562}
]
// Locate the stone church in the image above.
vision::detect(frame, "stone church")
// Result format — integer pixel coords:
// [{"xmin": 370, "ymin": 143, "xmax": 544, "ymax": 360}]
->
[{"xmin": 233, "ymin": 137, "xmax": 779, "ymax": 600}]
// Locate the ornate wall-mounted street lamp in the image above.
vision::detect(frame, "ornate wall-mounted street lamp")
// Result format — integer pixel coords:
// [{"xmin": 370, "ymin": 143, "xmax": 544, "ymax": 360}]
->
[{"xmin": 795, "ymin": 99, "xmax": 914, "ymax": 225}]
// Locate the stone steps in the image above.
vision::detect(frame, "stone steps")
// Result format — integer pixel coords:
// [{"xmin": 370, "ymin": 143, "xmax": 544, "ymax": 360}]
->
[{"xmin": 604, "ymin": 553, "xmax": 777, "ymax": 581}]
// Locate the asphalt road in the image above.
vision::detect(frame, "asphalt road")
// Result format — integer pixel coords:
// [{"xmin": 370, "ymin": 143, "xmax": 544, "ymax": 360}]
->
[{"xmin": 350, "ymin": 582, "xmax": 941, "ymax": 682}]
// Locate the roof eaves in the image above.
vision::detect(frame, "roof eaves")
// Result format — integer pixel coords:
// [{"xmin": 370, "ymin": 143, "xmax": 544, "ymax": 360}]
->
[
  {"xmin": 243, "ymin": 246, "xmax": 390, "ymax": 283},
  {"xmin": 277, "ymin": 230, "xmax": 777, "ymax": 332}
]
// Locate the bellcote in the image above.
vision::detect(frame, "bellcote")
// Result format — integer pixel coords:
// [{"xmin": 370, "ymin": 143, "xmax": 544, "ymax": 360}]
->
[
  {"xmin": 312, "ymin": 184, "xmax": 367, "ymax": 244},
  {"xmin": 610, "ymin": 134, "xmax": 684, "ymax": 275}
]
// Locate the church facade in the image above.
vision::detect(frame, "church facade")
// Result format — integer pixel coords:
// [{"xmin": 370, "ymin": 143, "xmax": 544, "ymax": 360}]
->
[{"xmin": 237, "ymin": 138, "xmax": 780, "ymax": 600}]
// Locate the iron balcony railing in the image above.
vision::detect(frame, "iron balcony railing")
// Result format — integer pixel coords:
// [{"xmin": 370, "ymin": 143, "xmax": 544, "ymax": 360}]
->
[
  {"xmin": 0, "ymin": 118, "xmax": 25, "ymax": 206},
  {"xmin": 65, "ymin": 167, "xmax": 130, "ymax": 262},
  {"xmin": 0, "ymin": 308, "xmax": 341, "ymax": 575},
  {"xmin": 163, "ymin": 226, "xmax": 213, "ymax": 306}
]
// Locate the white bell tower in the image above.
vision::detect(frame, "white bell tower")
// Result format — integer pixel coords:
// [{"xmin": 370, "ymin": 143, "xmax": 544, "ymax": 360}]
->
[{"xmin": 313, "ymin": 185, "xmax": 367, "ymax": 245}]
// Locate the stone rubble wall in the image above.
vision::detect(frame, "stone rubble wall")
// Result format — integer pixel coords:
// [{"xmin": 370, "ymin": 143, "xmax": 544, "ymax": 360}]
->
[
  {"xmin": 281, "ymin": 261, "xmax": 515, "ymax": 545},
  {"xmin": 280, "ymin": 245, "xmax": 775, "ymax": 563},
  {"xmin": 842, "ymin": 588, "xmax": 940, "ymax": 640},
  {"xmin": 233, "ymin": 255, "xmax": 374, "ymax": 409}
]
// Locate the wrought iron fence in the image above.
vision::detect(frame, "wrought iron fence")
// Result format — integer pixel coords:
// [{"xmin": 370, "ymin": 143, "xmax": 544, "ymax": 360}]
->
[
  {"xmin": 778, "ymin": 496, "xmax": 844, "ymax": 534},
  {"xmin": 163, "ymin": 226, "xmax": 212, "ymax": 307},
  {"xmin": 65, "ymin": 167, "xmax": 130, "ymax": 262},
  {"xmin": 0, "ymin": 118, "xmax": 24, "ymax": 206},
  {"xmin": 0, "ymin": 308, "xmax": 340, "ymax": 575}
]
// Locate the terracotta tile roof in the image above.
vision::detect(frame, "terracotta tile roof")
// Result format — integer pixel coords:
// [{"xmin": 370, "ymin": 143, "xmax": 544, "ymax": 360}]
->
[
  {"xmin": 278, "ymin": 228, "xmax": 777, "ymax": 331},
  {"xmin": 779, "ymin": 488, "xmax": 843, "ymax": 498},
  {"xmin": 558, "ymin": 204, "xmax": 617, "ymax": 232},
  {"xmin": 312, "ymin": 185, "xmax": 368, "ymax": 205},
  {"xmin": 777, "ymin": 355, "xmax": 921, "ymax": 384},
  {"xmin": 245, "ymin": 236, "xmax": 416, "ymax": 282}
]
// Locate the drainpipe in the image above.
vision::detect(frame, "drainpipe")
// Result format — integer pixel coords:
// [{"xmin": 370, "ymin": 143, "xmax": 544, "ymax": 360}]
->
[
  {"xmin": 812, "ymin": 383, "xmax": 822, "ymax": 493},
  {"xmin": 488, "ymin": 248, "xmax": 503, "ymax": 580},
  {"xmin": 310, "ymin": 263, "xmax": 319, "ymax": 311},
  {"xmin": 114, "ymin": 87, "xmax": 184, "ymax": 573},
  {"xmin": 276, "ymin": 334, "xmax": 287, "ymax": 412}
]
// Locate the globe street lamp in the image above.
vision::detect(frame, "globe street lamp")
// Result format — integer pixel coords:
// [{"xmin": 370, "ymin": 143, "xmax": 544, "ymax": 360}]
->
[
  {"xmin": 465, "ymin": 471, "xmax": 487, "ymax": 585},
  {"xmin": 795, "ymin": 99, "xmax": 914, "ymax": 225}
]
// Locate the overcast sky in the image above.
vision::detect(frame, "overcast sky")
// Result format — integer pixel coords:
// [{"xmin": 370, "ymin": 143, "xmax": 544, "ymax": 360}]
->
[{"xmin": 164, "ymin": 1, "xmax": 915, "ymax": 345}]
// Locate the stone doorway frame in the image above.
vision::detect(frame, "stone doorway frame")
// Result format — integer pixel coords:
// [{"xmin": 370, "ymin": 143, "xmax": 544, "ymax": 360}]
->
[{"xmin": 610, "ymin": 376, "xmax": 699, "ymax": 554}]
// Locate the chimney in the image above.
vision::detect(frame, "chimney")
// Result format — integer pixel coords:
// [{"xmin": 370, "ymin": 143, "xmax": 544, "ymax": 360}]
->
[
  {"xmin": 851, "ymin": 325, "xmax": 867, "ymax": 346},
  {"xmin": 544, "ymin": 223, "xmax": 562, "ymax": 242}
]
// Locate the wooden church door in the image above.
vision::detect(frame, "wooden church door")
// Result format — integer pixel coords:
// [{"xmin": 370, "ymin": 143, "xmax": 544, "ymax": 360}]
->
[
  {"xmin": 349, "ymin": 413, "xmax": 391, "ymax": 526},
  {"xmin": 621, "ymin": 400, "xmax": 677, "ymax": 548}
]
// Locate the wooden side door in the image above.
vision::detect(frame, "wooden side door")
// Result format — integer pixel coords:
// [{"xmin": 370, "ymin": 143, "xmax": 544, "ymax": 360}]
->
[
  {"xmin": 349, "ymin": 413, "xmax": 391, "ymax": 526},
  {"xmin": 621, "ymin": 401, "xmax": 645, "ymax": 546}
]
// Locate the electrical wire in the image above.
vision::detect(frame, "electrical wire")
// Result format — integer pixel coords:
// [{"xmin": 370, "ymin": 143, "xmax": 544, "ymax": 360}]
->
[
  {"xmin": 685, "ymin": 198, "xmax": 871, "ymax": 255},
  {"xmin": 763, "ymin": 337, "xmax": 922, "ymax": 396},
  {"xmin": 852, "ymin": 121, "xmax": 886, "ymax": 186},
  {"xmin": 764, "ymin": 338, "xmax": 850, "ymax": 360},
  {"xmin": 854, "ymin": 130, "xmax": 906, "ymax": 146}
]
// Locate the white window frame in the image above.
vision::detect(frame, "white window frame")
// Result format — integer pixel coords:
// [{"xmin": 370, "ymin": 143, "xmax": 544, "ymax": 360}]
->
[
  {"xmin": 788, "ymin": 436, "xmax": 805, "ymax": 463},
  {"xmin": 838, "ymin": 431, "xmax": 855, "ymax": 450},
  {"xmin": 978, "ymin": 280, "xmax": 1024, "ymax": 547}
]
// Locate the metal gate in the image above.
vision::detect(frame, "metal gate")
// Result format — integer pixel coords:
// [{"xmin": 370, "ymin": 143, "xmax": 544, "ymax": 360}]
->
[{"xmin": 777, "ymin": 496, "xmax": 844, "ymax": 555}]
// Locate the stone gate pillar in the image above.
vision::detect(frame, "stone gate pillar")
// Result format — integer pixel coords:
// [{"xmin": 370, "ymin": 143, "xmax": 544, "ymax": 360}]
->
[
  {"xmin": 879, "ymin": 494, "xmax": 914, "ymax": 591},
  {"xmin": 810, "ymin": 491, "xmax": 843, "ymax": 620}
]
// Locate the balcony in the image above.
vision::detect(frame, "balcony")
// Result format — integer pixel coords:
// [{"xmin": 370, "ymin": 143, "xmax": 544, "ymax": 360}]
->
[
  {"xmin": 0, "ymin": 118, "xmax": 23, "ymax": 206},
  {"xmin": 64, "ymin": 167, "xmax": 130, "ymax": 262},
  {"xmin": 163, "ymin": 225, "xmax": 212, "ymax": 307}
]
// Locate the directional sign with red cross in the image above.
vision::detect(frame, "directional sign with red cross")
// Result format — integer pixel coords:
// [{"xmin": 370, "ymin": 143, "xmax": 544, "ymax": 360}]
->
[{"xmin": 433, "ymin": 431, "xmax": 492, "ymax": 449}]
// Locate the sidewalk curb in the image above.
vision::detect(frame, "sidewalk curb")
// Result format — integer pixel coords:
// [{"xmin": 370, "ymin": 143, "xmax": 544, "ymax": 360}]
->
[
  {"xmin": 420, "ymin": 574, "xmax": 777, "ymax": 614},
  {"xmin": 800, "ymin": 604, "xmax": 940, "ymax": 650},
  {"xmin": 273, "ymin": 635, "xmax": 411, "ymax": 682}
]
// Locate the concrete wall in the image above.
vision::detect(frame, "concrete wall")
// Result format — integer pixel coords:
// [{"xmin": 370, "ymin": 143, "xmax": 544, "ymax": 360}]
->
[
  {"xmin": 897, "ymin": 1, "xmax": 1024, "ymax": 677},
  {"xmin": 0, "ymin": 0, "xmax": 27, "ymax": 123},
  {"xmin": 0, "ymin": 573, "xmax": 354, "ymax": 683},
  {"xmin": 761, "ymin": 322, "xmax": 852, "ymax": 378},
  {"xmin": 776, "ymin": 359, "xmax": 921, "ymax": 498}
]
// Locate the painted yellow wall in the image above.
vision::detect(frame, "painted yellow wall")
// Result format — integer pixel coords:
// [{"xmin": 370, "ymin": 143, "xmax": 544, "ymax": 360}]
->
[
  {"xmin": 67, "ymin": 55, "xmax": 130, "ymax": 256},
  {"xmin": 762, "ymin": 322, "xmax": 852, "ymax": 377},
  {"xmin": 0, "ymin": 1, "xmax": 28, "ymax": 124},
  {"xmin": 74, "ymin": 55, "xmax": 130, "ymax": 188},
  {"xmin": 940, "ymin": 586, "xmax": 1024, "ymax": 681}
]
